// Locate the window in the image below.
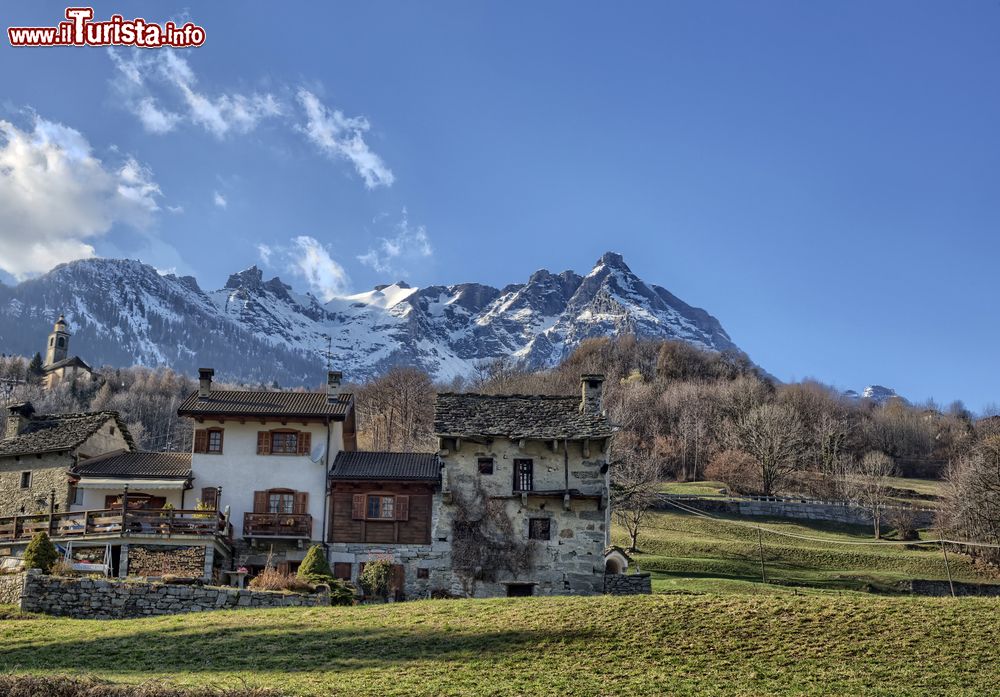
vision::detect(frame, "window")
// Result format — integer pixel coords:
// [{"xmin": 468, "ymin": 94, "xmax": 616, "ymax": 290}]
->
[
  {"xmin": 506, "ymin": 583, "xmax": 534, "ymax": 597},
  {"xmin": 109, "ymin": 426, "xmax": 116, "ymax": 436},
  {"xmin": 69, "ymin": 484, "xmax": 84, "ymax": 506},
  {"xmin": 528, "ymin": 518, "xmax": 551, "ymax": 541},
  {"xmin": 513, "ymin": 459, "xmax": 533, "ymax": 492},
  {"xmin": 417, "ymin": 568, "xmax": 429, "ymax": 580},
  {"xmin": 333, "ymin": 562, "xmax": 352, "ymax": 580},
  {"xmin": 207, "ymin": 429, "xmax": 223, "ymax": 453},
  {"xmin": 268, "ymin": 491, "xmax": 295, "ymax": 514},
  {"xmin": 57, "ymin": 337, "xmax": 65, "ymax": 348},
  {"xmin": 367, "ymin": 495, "xmax": 395, "ymax": 520},
  {"xmin": 201, "ymin": 487, "xmax": 219, "ymax": 510},
  {"xmin": 271, "ymin": 431, "xmax": 298, "ymax": 454},
  {"xmin": 478, "ymin": 457, "xmax": 494, "ymax": 475},
  {"xmin": 19, "ymin": 471, "xmax": 31, "ymax": 489}
]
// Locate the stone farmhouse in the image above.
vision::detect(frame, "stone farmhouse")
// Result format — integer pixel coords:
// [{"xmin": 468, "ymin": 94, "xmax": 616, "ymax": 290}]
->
[{"xmin": 0, "ymin": 366, "xmax": 617, "ymax": 599}]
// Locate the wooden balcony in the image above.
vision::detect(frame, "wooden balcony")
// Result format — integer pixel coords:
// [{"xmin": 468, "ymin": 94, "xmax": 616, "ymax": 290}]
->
[
  {"xmin": 243, "ymin": 512, "xmax": 312, "ymax": 539},
  {"xmin": 0, "ymin": 508, "xmax": 230, "ymax": 543}
]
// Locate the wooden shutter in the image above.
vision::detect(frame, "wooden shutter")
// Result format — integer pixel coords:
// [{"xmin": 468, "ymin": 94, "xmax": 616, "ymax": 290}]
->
[
  {"xmin": 253, "ymin": 490, "xmax": 268, "ymax": 513},
  {"xmin": 193, "ymin": 429, "xmax": 208, "ymax": 454},
  {"xmin": 297, "ymin": 431, "xmax": 312, "ymax": 455},
  {"xmin": 256, "ymin": 431, "xmax": 271, "ymax": 455},
  {"xmin": 293, "ymin": 491, "xmax": 309, "ymax": 514},
  {"xmin": 351, "ymin": 494, "xmax": 365, "ymax": 520},
  {"xmin": 333, "ymin": 562, "xmax": 352, "ymax": 580},
  {"xmin": 395, "ymin": 495, "xmax": 409, "ymax": 521},
  {"xmin": 201, "ymin": 487, "xmax": 218, "ymax": 509}
]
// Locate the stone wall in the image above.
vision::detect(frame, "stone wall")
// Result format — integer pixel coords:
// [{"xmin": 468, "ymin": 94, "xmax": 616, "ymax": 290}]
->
[
  {"xmin": 904, "ymin": 579, "xmax": 1000, "ymax": 597},
  {"xmin": 0, "ymin": 572, "xmax": 25, "ymax": 605},
  {"xmin": 663, "ymin": 496, "xmax": 935, "ymax": 528},
  {"xmin": 17, "ymin": 570, "xmax": 328, "ymax": 619},
  {"xmin": 604, "ymin": 573, "xmax": 652, "ymax": 595},
  {"xmin": 0, "ymin": 452, "xmax": 74, "ymax": 517},
  {"xmin": 127, "ymin": 545, "xmax": 206, "ymax": 578}
]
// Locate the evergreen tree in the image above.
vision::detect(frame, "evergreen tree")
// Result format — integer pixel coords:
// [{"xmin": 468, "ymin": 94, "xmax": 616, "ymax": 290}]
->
[
  {"xmin": 26, "ymin": 352, "xmax": 44, "ymax": 384},
  {"xmin": 23, "ymin": 532, "xmax": 58, "ymax": 572},
  {"xmin": 297, "ymin": 544, "xmax": 334, "ymax": 584}
]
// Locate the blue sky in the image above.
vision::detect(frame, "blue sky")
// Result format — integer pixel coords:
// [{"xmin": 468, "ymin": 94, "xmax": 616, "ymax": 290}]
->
[{"xmin": 1, "ymin": 1, "xmax": 998, "ymax": 410}]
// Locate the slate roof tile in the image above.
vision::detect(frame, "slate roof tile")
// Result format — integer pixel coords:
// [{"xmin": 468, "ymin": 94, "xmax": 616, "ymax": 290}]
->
[
  {"xmin": 0, "ymin": 411, "xmax": 135, "ymax": 458},
  {"xmin": 433, "ymin": 393, "xmax": 613, "ymax": 440},
  {"xmin": 178, "ymin": 390, "xmax": 353, "ymax": 419},
  {"xmin": 72, "ymin": 450, "xmax": 192, "ymax": 480},
  {"xmin": 330, "ymin": 451, "xmax": 440, "ymax": 481}
]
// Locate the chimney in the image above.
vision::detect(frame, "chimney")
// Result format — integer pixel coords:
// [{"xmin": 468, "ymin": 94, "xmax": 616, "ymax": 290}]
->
[
  {"xmin": 580, "ymin": 374, "xmax": 605, "ymax": 414},
  {"xmin": 198, "ymin": 368, "xmax": 215, "ymax": 398},
  {"xmin": 327, "ymin": 370, "xmax": 343, "ymax": 404},
  {"xmin": 4, "ymin": 402, "xmax": 35, "ymax": 440}
]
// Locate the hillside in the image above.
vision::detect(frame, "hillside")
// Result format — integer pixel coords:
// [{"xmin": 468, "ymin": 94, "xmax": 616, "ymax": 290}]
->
[
  {"xmin": 0, "ymin": 252, "xmax": 740, "ymax": 384},
  {"xmin": 1, "ymin": 595, "xmax": 998, "ymax": 696},
  {"xmin": 624, "ymin": 508, "xmax": 995, "ymax": 595}
]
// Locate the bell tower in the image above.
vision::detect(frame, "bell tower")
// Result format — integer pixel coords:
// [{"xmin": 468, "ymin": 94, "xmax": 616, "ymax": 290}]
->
[{"xmin": 45, "ymin": 314, "xmax": 70, "ymax": 367}]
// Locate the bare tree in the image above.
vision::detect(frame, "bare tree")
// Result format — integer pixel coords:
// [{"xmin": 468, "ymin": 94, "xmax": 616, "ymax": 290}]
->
[
  {"xmin": 840, "ymin": 451, "xmax": 896, "ymax": 539},
  {"xmin": 610, "ymin": 446, "xmax": 661, "ymax": 552},
  {"xmin": 940, "ymin": 436, "xmax": 1000, "ymax": 564},
  {"xmin": 728, "ymin": 403, "xmax": 807, "ymax": 496}
]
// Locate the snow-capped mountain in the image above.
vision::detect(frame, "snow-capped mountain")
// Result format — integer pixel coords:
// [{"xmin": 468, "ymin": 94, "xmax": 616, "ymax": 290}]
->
[
  {"xmin": 844, "ymin": 385, "xmax": 903, "ymax": 405},
  {"xmin": 0, "ymin": 252, "xmax": 741, "ymax": 385}
]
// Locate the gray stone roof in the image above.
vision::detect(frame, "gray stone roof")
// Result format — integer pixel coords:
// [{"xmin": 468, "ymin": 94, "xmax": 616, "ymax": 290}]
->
[
  {"xmin": 434, "ymin": 393, "xmax": 613, "ymax": 440},
  {"xmin": 0, "ymin": 411, "xmax": 135, "ymax": 458},
  {"xmin": 42, "ymin": 356, "xmax": 93, "ymax": 373},
  {"xmin": 72, "ymin": 450, "xmax": 192, "ymax": 480},
  {"xmin": 330, "ymin": 451, "xmax": 440, "ymax": 482},
  {"xmin": 178, "ymin": 390, "xmax": 353, "ymax": 419}
]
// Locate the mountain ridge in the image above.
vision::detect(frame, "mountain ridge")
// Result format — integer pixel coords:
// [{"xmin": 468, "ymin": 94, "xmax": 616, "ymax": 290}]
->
[{"xmin": 0, "ymin": 252, "xmax": 742, "ymax": 385}]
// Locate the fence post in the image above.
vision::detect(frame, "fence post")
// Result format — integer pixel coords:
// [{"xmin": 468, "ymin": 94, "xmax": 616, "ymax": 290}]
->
[
  {"xmin": 939, "ymin": 536, "xmax": 956, "ymax": 598},
  {"xmin": 757, "ymin": 526, "xmax": 767, "ymax": 584}
]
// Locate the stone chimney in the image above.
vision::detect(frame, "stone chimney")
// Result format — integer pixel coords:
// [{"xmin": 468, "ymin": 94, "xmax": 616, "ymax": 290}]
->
[
  {"xmin": 327, "ymin": 370, "xmax": 343, "ymax": 404},
  {"xmin": 580, "ymin": 374, "xmax": 605, "ymax": 414},
  {"xmin": 198, "ymin": 368, "xmax": 215, "ymax": 398},
  {"xmin": 4, "ymin": 402, "xmax": 35, "ymax": 440}
]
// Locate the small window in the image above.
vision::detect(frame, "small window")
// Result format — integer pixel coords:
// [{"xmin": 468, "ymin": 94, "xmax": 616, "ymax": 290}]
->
[
  {"xmin": 207, "ymin": 429, "xmax": 223, "ymax": 453},
  {"xmin": 109, "ymin": 426, "xmax": 116, "ymax": 436},
  {"xmin": 19, "ymin": 471, "xmax": 31, "ymax": 489},
  {"xmin": 507, "ymin": 583, "xmax": 534, "ymax": 597},
  {"xmin": 528, "ymin": 518, "xmax": 551, "ymax": 541},
  {"xmin": 69, "ymin": 484, "xmax": 84, "ymax": 506},
  {"xmin": 367, "ymin": 495, "xmax": 395, "ymax": 520},
  {"xmin": 271, "ymin": 431, "xmax": 299, "ymax": 454},
  {"xmin": 57, "ymin": 337, "xmax": 66, "ymax": 348},
  {"xmin": 478, "ymin": 457, "xmax": 494, "ymax": 475},
  {"xmin": 513, "ymin": 459, "xmax": 533, "ymax": 492},
  {"xmin": 268, "ymin": 492, "xmax": 295, "ymax": 514},
  {"xmin": 417, "ymin": 568, "xmax": 429, "ymax": 580},
  {"xmin": 333, "ymin": 562, "xmax": 352, "ymax": 580}
]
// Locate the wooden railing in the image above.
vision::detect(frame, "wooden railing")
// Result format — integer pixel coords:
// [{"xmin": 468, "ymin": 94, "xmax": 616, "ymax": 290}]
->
[
  {"xmin": 0, "ymin": 508, "xmax": 229, "ymax": 543},
  {"xmin": 243, "ymin": 512, "xmax": 312, "ymax": 538}
]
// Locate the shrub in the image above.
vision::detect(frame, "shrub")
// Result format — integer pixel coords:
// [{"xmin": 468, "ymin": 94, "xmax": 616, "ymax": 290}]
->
[
  {"xmin": 23, "ymin": 532, "xmax": 58, "ymax": 573},
  {"xmin": 359, "ymin": 558, "xmax": 393, "ymax": 601},
  {"xmin": 247, "ymin": 567, "xmax": 314, "ymax": 593},
  {"xmin": 296, "ymin": 545, "xmax": 334, "ymax": 585},
  {"xmin": 49, "ymin": 559, "xmax": 76, "ymax": 576},
  {"xmin": 327, "ymin": 579, "xmax": 357, "ymax": 606}
]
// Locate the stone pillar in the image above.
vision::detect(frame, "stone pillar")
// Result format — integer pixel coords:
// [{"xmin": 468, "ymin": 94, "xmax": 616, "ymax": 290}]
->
[
  {"xmin": 203, "ymin": 544, "xmax": 215, "ymax": 581},
  {"xmin": 118, "ymin": 544, "xmax": 129, "ymax": 578}
]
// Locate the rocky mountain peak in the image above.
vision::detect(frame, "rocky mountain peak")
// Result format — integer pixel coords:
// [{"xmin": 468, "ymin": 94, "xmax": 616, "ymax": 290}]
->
[{"xmin": 225, "ymin": 266, "xmax": 264, "ymax": 291}]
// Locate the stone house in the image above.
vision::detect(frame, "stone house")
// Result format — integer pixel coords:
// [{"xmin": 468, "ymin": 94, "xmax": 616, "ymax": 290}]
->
[
  {"xmin": 0, "ymin": 402, "xmax": 134, "ymax": 517},
  {"xmin": 431, "ymin": 375, "xmax": 613, "ymax": 597}
]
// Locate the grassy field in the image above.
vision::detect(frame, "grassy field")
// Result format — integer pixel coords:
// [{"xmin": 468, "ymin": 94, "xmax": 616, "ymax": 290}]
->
[
  {"xmin": 619, "ymin": 508, "xmax": 995, "ymax": 594},
  {"xmin": 659, "ymin": 476, "xmax": 945, "ymax": 508},
  {"xmin": 2, "ymin": 594, "xmax": 1000, "ymax": 696}
]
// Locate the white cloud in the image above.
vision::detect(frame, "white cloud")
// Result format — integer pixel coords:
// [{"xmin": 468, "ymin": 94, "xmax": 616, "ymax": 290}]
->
[
  {"xmin": 213, "ymin": 191, "xmax": 227, "ymax": 209},
  {"xmin": 109, "ymin": 49, "xmax": 282, "ymax": 139},
  {"xmin": 358, "ymin": 210, "xmax": 432, "ymax": 274},
  {"xmin": 297, "ymin": 89, "xmax": 394, "ymax": 189},
  {"xmin": 0, "ymin": 115, "xmax": 161, "ymax": 280},
  {"xmin": 257, "ymin": 236, "xmax": 350, "ymax": 301},
  {"xmin": 166, "ymin": 204, "xmax": 184, "ymax": 214},
  {"xmin": 289, "ymin": 236, "xmax": 349, "ymax": 301}
]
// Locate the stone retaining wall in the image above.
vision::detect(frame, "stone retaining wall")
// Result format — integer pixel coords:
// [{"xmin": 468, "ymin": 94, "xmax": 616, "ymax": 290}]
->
[
  {"xmin": 17, "ymin": 570, "xmax": 329, "ymax": 619},
  {"xmin": 604, "ymin": 573, "xmax": 651, "ymax": 595},
  {"xmin": 127, "ymin": 545, "xmax": 206, "ymax": 578},
  {"xmin": 0, "ymin": 572, "xmax": 25, "ymax": 605},
  {"xmin": 663, "ymin": 496, "xmax": 935, "ymax": 528},
  {"xmin": 905, "ymin": 579, "xmax": 1000, "ymax": 597}
]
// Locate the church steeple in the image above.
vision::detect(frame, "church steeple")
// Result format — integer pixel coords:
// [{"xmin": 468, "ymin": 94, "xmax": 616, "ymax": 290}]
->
[{"xmin": 45, "ymin": 314, "xmax": 70, "ymax": 367}]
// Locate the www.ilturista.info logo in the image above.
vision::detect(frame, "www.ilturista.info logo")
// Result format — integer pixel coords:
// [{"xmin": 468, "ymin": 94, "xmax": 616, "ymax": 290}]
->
[{"xmin": 8, "ymin": 7, "xmax": 205, "ymax": 48}]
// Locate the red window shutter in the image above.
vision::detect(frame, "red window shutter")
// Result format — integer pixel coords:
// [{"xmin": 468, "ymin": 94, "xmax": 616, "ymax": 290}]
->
[
  {"xmin": 256, "ymin": 431, "xmax": 270, "ymax": 455},
  {"xmin": 395, "ymin": 495, "xmax": 409, "ymax": 522},
  {"xmin": 293, "ymin": 491, "xmax": 309, "ymax": 515},
  {"xmin": 201, "ymin": 487, "xmax": 218, "ymax": 509},
  {"xmin": 298, "ymin": 431, "xmax": 312, "ymax": 455},
  {"xmin": 253, "ymin": 490, "xmax": 267, "ymax": 513},
  {"xmin": 351, "ymin": 494, "xmax": 365, "ymax": 520},
  {"xmin": 193, "ymin": 429, "xmax": 208, "ymax": 454}
]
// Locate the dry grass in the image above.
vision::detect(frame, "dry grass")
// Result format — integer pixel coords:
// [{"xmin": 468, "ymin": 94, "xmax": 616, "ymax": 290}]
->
[{"xmin": 0, "ymin": 674, "xmax": 282, "ymax": 696}]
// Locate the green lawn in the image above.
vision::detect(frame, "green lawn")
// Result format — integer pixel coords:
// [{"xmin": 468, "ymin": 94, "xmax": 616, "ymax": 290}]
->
[
  {"xmin": 2, "ymin": 594, "xmax": 999, "ymax": 695},
  {"xmin": 621, "ymin": 508, "xmax": 995, "ymax": 594}
]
